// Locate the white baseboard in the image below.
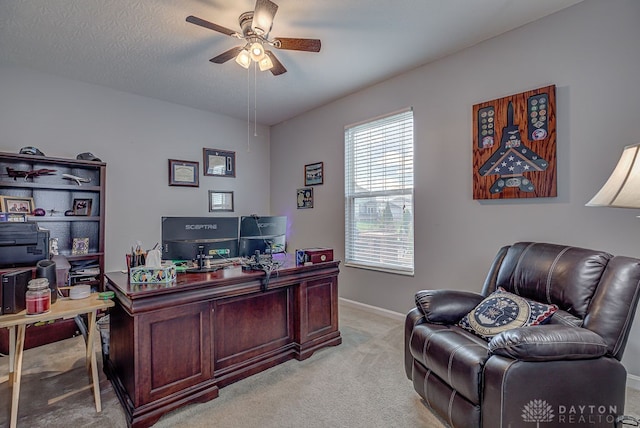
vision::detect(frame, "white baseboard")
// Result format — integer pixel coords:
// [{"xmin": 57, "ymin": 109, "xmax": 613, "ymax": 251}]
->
[
  {"xmin": 339, "ymin": 297, "xmax": 405, "ymax": 321},
  {"xmin": 628, "ymin": 374, "xmax": 640, "ymax": 392},
  {"xmin": 338, "ymin": 298, "xmax": 640, "ymax": 391}
]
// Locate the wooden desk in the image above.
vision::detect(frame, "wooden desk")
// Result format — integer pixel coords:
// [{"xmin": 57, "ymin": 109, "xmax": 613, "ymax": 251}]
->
[
  {"xmin": 0, "ymin": 297, "xmax": 114, "ymax": 428},
  {"xmin": 105, "ymin": 257, "xmax": 341, "ymax": 428}
]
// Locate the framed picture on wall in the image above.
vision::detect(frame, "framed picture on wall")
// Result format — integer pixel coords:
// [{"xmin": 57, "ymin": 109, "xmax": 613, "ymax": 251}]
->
[
  {"xmin": 472, "ymin": 85, "xmax": 556, "ymax": 199},
  {"xmin": 297, "ymin": 188, "xmax": 314, "ymax": 209},
  {"xmin": 203, "ymin": 148, "xmax": 235, "ymax": 177},
  {"xmin": 209, "ymin": 191, "xmax": 234, "ymax": 212},
  {"xmin": 168, "ymin": 159, "xmax": 199, "ymax": 187},
  {"xmin": 305, "ymin": 162, "xmax": 324, "ymax": 186}
]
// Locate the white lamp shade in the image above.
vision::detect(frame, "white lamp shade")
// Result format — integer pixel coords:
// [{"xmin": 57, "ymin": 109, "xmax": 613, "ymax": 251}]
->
[
  {"xmin": 251, "ymin": 0, "xmax": 278, "ymax": 36},
  {"xmin": 249, "ymin": 42, "xmax": 265, "ymax": 62},
  {"xmin": 586, "ymin": 143, "xmax": 640, "ymax": 208},
  {"xmin": 235, "ymin": 49, "xmax": 251, "ymax": 69},
  {"xmin": 258, "ymin": 54, "xmax": 273, "ymax": 71}
]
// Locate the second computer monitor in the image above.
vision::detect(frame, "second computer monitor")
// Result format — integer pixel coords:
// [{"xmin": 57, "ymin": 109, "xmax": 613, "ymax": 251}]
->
[{"xmin": 238, "ymin": 215, "xmax": 287, "ymax": 257}]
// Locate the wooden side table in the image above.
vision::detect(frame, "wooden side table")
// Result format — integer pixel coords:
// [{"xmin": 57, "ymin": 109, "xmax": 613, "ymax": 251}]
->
[{"xmin": 0, "ymin": 297, "xmax": 114, "ymax": 428}]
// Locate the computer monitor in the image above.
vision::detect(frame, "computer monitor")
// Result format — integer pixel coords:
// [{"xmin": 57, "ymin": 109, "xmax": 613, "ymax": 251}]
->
[
  {"xmin": 238, "ymin": 215, "xmax": 287, "ymax": 257},
  {"xmin": 161, "ymin": 217, "xmax": 239, "ymax": 269}
]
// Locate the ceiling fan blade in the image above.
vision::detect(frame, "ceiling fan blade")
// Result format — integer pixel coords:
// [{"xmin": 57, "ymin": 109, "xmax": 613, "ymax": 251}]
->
[
  {"xmin": 265, "ymin": 51, "xmax": 287, "ymax": 76},
  {"xmin": 273, "ymin": 38, "xmax": 321, "ymax": 52},
  {"xmin": 186, "ymin": 15, "xmax": 238, "ymax": 37},
  {"xmin": 210, "ymin": 46, "xmax": 244, "ymax": 64},
  {"xmin": 252, "ymin": 0, "xmax": 278, "ymax": 36}
]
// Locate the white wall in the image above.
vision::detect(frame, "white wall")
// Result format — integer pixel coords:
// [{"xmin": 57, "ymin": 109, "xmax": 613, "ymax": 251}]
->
[
  {"xmin": 0, "ymin": 65, "xmax": 271, "ymax": 272},
  {"xmin": 270, "ymin": 0, "xmax": 640, "ymax": 378}
]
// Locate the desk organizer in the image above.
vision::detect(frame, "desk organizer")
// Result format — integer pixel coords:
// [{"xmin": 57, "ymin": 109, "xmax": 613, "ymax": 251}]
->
[{"xmin": 129, "ymin": 264, "xmax": 176, "ymax": 284}]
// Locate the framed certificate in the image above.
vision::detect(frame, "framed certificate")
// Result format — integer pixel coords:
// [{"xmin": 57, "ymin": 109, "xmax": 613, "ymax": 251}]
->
[
  {"xmin": 203, "ymin": 148, "xmax": 235, "ymax": 177},
  {"xmin": 169, "ymin": 159, "xmax": 199, "ymax": 187}
]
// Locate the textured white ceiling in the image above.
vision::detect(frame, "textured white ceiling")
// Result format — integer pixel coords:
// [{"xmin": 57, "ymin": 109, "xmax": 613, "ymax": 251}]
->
[{"xmin": 0, "ymin": 0, "xmax": 583, "ymax": 125}]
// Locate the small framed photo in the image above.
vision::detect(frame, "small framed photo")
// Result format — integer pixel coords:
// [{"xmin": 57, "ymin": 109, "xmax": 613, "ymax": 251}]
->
[
  {"xmin": 1, "ymin": 196, "xmax": 34, "ymax": 214},
  {"xmin": 204, "ymin": 148, "xmax": 236, "ymax": 177},
  {"xmin": 73, "ymin": 198, "xmax": 93, "ymax": 216},
  {"xmin": 72, "ymin": 237, "xmax": 89, "ymax": 255},
  {"xmin": 169, "ymin": 159, "xmax": 199, "ymax": 187},
  {"xmin": 305, "ymin": 162, "xmax": 324, "ymax": 186},
  {"xmin": 209, "ymin": 190, "xmax": 234, "ymax": 212},
  {"xmin": 297, "ymin": 188, "xmax": 314, "ymax": 209}
]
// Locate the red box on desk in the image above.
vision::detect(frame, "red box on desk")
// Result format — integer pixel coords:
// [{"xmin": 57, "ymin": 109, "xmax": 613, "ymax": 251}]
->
[{"xmin": 303, "ymin": 248, "xmax": 334, "ymax": 264}]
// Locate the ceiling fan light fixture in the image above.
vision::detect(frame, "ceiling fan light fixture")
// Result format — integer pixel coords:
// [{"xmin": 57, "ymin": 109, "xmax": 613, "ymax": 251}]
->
[
  {"xmin": 252, "ymin": 0, "xmax": 278, "ymax": 36},
  {"xmin": 235, "ymin": 49, "xmax": 251, "ymax": 69},
  {"xmin": 258, "ymin": 54, "xmax": 274, "ymax": 71},
  {"xmin": 249, "ymin": 42, "xmax": 266, "ymax": 62}
]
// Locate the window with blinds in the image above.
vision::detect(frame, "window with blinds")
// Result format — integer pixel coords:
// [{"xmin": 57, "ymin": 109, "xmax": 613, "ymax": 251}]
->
[{"xmin": 344, "ymin": 108, "xmax": 414, "ymax": 275}]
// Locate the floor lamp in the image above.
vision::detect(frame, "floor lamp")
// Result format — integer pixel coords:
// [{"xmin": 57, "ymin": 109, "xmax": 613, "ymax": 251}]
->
[{"xmin": 586, "ymin": 143, "xmax": 640, "ymax": 209}]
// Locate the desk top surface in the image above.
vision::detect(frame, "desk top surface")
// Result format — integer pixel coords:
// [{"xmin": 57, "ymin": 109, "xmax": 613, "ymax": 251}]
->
[
  {"xmin": 0, "ymin": 296, "xmax": 113, "ymax": 328},
  {"xmin": 105, "ymin": 254, "xmax": 340, "ymax": 302}
]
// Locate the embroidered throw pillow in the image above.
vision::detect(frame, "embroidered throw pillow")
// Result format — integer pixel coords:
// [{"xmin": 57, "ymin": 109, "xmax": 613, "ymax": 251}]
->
[{"xmin": 457, "ymin": 287, "xmax": 558, "ymax": 340}]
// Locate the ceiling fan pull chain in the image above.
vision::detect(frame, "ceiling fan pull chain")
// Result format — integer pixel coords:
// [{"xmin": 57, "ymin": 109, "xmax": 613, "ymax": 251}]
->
[
  {"xmin": 247, "ymin": 63, "xmax": 251, "ymax": 151},
  {"xmin": 254, "ymin": 61, "xmax": 259, "ymax": 137}
]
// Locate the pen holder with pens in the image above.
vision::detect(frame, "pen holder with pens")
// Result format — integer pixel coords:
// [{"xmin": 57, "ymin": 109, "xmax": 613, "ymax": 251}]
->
[{"xmin": 126, "ymin": 252, "xmax": 146, "ymax": 273}]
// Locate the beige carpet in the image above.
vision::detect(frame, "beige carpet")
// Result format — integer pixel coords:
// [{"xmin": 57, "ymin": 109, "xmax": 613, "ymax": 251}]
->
[{"xmin": 0, "ymin": 303, "xmax": 638, "ymax": 427}]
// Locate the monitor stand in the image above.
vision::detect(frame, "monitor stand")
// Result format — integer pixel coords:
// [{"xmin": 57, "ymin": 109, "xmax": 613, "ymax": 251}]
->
[
  {"xmin": 186, "ymin": 266, "xmax": 221, "ymax": 273},
  {"xmin": 185, "ymin": 246, "xmax": 222, "ymax": 273}
]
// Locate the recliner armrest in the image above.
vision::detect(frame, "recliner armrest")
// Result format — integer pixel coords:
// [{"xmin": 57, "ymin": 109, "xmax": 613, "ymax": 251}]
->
[
  {"xmin": 415, "ymin": 290, "xmax": 484, "ymax": 324},
  {"xmin": 488, "ymin": 325, "xmax": 608, "ymax": 361}
]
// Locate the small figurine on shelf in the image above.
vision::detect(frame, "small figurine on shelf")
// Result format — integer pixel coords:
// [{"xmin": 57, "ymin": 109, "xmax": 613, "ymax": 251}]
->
[{"xmin": 49, "ymin": 238, "xmax": 59, "ymax": 256}]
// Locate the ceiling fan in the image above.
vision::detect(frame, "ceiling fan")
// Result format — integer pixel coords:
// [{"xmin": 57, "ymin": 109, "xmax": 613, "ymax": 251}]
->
[{"xmin": 186, "ymin": 0, "xmax": 321, "ymax": 76}]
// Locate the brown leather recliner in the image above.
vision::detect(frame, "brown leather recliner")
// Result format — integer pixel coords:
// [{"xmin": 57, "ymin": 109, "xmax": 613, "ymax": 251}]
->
[{"xmin": 405, "ymin": 242, "xmax": 640, "ymax": 428}]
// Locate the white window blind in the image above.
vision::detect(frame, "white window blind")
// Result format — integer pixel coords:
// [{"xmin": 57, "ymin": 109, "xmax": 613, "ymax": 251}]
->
[{"xmin": 344, "ymin": 108, "xmax": 414, "ymax": 275}]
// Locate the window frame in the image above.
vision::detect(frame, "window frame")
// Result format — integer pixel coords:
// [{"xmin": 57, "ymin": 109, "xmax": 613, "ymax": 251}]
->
[{"xmin": 344, "ymin": 108, "xmax": 415, "ymax": 276}]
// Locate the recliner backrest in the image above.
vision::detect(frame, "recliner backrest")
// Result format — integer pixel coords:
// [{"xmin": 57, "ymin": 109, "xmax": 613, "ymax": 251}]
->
[
  {"xmin": 482, "ymin": 242, "xmax": 640, "ymax": 360},
  {"xmin": 492, "ymin": 242, "xmax": 611, "ymax": 318}
]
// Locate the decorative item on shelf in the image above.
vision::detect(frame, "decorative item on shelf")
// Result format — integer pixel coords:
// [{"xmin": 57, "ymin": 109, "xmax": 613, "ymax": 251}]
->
[
  {"xmin": 19, "ymin": 146, "xmax": 46, "ymax": 156},
  {"xmin": 0, "ymin": 212, "xmax": 27, "ymax": 222},
  {"xmin": 168, "ymin": 159, "xmax": 199, "ymax": 187},
  {"xmin": 64, "ymin": 210, "xmax": 75, "ymax": 216},
  {"xmin": 76, "ymin": 152, "xmax": 102, "ymax": 162},
  {"xmin": 72, "ymin": 198, "xmax": 92, "ymax": 216},
  {"xmin": 4, "ymin": 167, "xmax": 57, "ymax": 181},
  {"xmin": 0, "ymin": 196, "xmax": 34, "ymax": 214},
  {"xmin": 304, "ymin": 162, "xmax": 324, "ymax": 186},
  {"xmin": 49, "ymin": 237, "xmax": 59, "ymax": 256},
  {"xmin": 297, "ymin": 187, "xmax": 313, "ymax": 209},
  {"xmin": 203, "ymin": 148, "xmax": 235, "ymax": 177},
  {"xmin": 586, "ymin": 143, "xmax": 640, "ymax": 209},
  {"xmin": 72, "ymin": 237, "xmax": 89, "ymax": 255},
  {"xmin": 33, "ymin": 208, "xmax": 46, "ymax": 216},
  {"xmin": 62, "ymin": 173, "xmax": 91, "ymax": 186},
  {"xmin": 209, "ymin": 190, "xmax": 234, "ymax": 212}
]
